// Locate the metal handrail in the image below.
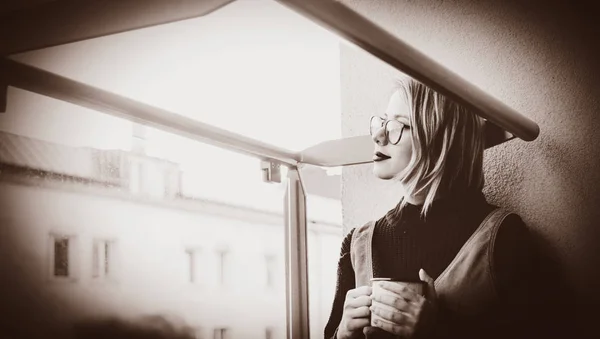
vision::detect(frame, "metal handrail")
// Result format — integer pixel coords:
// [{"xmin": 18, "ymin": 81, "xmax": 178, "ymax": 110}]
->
[
  {"xmin": 276, "ymin": 0, "xmax": 540, "ymax": 142},
  {"xmin": 0, "ymin": 58, "xmax": 300, "ymax": 167}
]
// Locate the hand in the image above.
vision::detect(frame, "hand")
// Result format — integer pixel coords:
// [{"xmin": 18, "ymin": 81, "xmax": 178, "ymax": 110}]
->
[
  {"xmin": 337, "ymin": 285, "xmax": 372, "ymax": 339},
  {"xmin": 370, "ymin": 269, "xmax": 438, "ymax": 338}
]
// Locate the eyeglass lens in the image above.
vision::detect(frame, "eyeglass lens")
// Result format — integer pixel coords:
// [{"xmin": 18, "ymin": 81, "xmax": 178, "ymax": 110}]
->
[{"xmin": 370, "ymin": 116, "xmax": 404, "ymax": 144}]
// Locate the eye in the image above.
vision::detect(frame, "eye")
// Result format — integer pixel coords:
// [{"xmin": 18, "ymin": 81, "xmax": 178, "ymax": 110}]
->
[{"xmin": 387, "ymin": 120, "xmax": 406, "ymax": 131}]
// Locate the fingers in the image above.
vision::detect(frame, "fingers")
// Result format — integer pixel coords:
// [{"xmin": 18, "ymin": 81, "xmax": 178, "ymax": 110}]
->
[
  {"xmin": 418, "ymin": 268, "xmax": 433, "ymax": 283},
  {"xmin": 370, "ymin": 302, "xmax": 416, "ymax": 326},
  {"xmin": 346, "ymin": 286, "xmax": 372, "ymax": 299},
  {"xmin": 344, "ymin": 286, "xmax": 372, "ymax": 309},
  {"xmin": 341, "ymin": 287, "xmax": 374, "ymax": 335},
  {"xmin": 341, "ymin": 304, "xmax": 370, "ymax": 334},
  {"xmin": 346, "ymin": 318, "xmax": 370, "ymax": 331},
  {"xmin": 378, "ymin": 282, "xmax": 421, "ymax": 302},
  {"xmin": 348, "ymin": 306, "xmax": 370, "ymax": 319},
  {"xmin": 345, "ymin": 295, "xmax": 372, "ymax": 309},
  {"xmin": 371, "ymin": 290, "xmax": 418, "ymax": 312},
  {"xmin": 419, "ymin": 269, "xmax": 437, "ymax": 301},
  {"xmin": 372, "ymin": 317, "xmax": 413, "ymax": 337}
]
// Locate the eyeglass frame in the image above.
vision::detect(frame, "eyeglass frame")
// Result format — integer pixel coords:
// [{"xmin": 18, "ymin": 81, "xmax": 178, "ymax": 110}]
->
[{"xmin": 369, "ymin": 116, "xmax": 408, "ymax": 145}]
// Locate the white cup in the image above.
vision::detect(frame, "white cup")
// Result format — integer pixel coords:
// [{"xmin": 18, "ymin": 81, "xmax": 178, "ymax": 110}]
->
[{"xmin": 370, "ymin": 278, "xmax": 425, "ymax": 326}]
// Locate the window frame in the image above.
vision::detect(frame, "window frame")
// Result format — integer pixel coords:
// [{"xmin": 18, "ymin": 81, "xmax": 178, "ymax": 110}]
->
[
  {"xmin": 47, "ymin": 231, "xmax": 79, "ymax": 282},
  {"xmin": 91, "ymin": 238, "xmax": 117, "ymax": 281},
  {"xmin": 213, "ymin": 327, "xmax": 230, "ymax": 339},
  {"xmin": 215, "ymin": 248, "xmax": 229, "ymax": 287},
  {"xmin": 184, "ymin": 246, "xmax": 202, "ymax": 284}
]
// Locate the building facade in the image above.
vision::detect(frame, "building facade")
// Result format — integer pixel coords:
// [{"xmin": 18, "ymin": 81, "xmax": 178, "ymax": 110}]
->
[{"xmin": 0, "ymin": 130, "xmax": 343, "ymax": 339}]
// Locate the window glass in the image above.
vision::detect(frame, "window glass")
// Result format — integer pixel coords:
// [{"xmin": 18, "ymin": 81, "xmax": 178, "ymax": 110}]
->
[
  {"xmin": 301, "ymin": 164, "xmax": 344, "ymax": 339},
  {"xmin": 0, "ymin": 90, "xmax": 307, "ymax": 337},
  {"xmin": 0, "ymin": 1, "xmax": 344, "ymax": 337},
  {"xmin": 92, "ymin": 239, "xmax": 116, "ymax": 279},
  {"xmin": 54, "ymin": 237, "xmax": 70, "ymax": 277},
  {"xmin": 10, "ymin": 0, "xmax": 342, "ymax": 152}
]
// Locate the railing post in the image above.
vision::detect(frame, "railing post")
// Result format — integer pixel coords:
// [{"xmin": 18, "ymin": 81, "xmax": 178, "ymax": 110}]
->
[{"xmin": 284, "ymin": 166, "xmax": 310, "ymax": 339}]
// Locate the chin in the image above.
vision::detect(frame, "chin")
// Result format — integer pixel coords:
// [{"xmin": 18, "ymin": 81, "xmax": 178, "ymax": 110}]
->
[{"xmin": 372, "ymin": 166, "xmax": 395, "ymax": 180}]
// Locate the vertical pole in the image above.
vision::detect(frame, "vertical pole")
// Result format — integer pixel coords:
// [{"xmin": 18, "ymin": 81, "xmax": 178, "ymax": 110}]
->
[{"xmin": 284, "ymin": 166, "xmax": 310, "ymax": 339}]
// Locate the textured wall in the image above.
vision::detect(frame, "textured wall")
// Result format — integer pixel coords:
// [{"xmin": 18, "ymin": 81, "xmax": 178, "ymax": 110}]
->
[{"xmin": 339, "ymin": 0, "xmax": 599, "ymax": 304}]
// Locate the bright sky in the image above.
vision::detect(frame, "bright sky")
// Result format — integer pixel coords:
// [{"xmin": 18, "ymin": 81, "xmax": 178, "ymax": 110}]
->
[
  {"xmin": 3, "ymin": 0, "xmax": 344, "ymax": 223},
  {"xmin": 11, "ymin": 0, "xmax": 342, "ymax": 151}
]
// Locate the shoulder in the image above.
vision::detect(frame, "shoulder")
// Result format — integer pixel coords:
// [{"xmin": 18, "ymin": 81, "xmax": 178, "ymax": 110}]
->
[
  {"xmin": 476, "ymin": 205, "xmax": 529, "ymax": 245},
  {"xmin": 490, "ymin": 211, "xmax": 535, "ymax": 293},
  {"xmin": 340, "ymin": 220, "xmax": 377, "ymax": 255},
  {"xmin": 485, "ymin": 209, "xmax": 532, "ymax": 258},
  {"xmin": 492, "ymin": 212, "xmax": 531, "ymax": 251},
  {"xmin": 339, "ymin": 228, "xmax": 354, "ymax": 256}
]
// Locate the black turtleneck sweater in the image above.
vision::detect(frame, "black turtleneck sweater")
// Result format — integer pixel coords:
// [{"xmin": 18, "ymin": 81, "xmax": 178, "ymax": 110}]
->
[
  {"xmin": 372, "ymin": 190, "xmax": 494, "ymax": 282},
  {"xmin": 324, "ymin": 190, "xmax": 537, "ymax": 339}
]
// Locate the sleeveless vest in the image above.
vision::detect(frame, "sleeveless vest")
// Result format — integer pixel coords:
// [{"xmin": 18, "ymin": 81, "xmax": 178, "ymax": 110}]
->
[{"xmin": 350, "ymin": 208, "xmax": 512, "ymax": 316}]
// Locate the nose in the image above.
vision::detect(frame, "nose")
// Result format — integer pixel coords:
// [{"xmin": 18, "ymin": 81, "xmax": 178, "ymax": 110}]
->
[{"xmin": 372, "ymin": 125, "xmax": 388, "ymax": 146}]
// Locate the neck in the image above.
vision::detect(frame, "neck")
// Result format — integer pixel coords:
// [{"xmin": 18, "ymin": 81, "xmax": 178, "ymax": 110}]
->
[
  {"xmin": 402, "ymin": 186, "xmax": 452, "ymax": 206},
  {"xmin": 403, "ymin": 186, "xmax": 482, "ymax": 206},
  {"xmin": 403, "ymin": 192, "xmax": 426, "ymax": 206}
]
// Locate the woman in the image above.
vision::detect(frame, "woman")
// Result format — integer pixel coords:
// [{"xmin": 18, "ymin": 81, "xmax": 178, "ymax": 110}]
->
[{"xmin": 324, "ymin": 77, "xmax": 537, "ymax": 339}]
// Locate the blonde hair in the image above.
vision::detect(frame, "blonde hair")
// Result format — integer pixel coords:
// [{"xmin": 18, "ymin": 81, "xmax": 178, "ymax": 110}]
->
[{"xmin": 394, "ymin": 77, "xmax": 486, "ymax": 217}]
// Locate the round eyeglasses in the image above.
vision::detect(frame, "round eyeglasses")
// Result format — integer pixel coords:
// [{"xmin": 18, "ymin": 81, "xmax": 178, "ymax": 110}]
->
[{"xmin": 369, "ymin": 116, "xmax": 407, "ymax": 145}]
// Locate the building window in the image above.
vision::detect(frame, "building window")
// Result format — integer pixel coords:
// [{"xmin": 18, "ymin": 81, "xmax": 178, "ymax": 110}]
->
[
  {"xmin": 93, "ymin": 239, "xmax": 116, "ymax": 279},
  {"xmin": 213, "ymin": 328, "xmax": 229, "ymax": 339},
  {"xmin": 265, "ymin": 254, "xmax": 277, "ymax": 288},
  {"xmin": 216, "ymin": 249, "xmax": 229, "ymax": 285},
  {"xmin": 54, "ymin": 237, "xmax": 69, "ymax": 277},
  {"xmin": 49, "ymin": 233, "xmax": 77, "ymax": 280},
  {"xmin": 185, "ymin": 248, "xmax": 201, "ymax": 283}
]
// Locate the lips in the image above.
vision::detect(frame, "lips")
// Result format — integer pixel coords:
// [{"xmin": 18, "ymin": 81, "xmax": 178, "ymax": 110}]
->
[{"xmin": 373, "ymin": 151, "xmax": 391, "ymax": 162}]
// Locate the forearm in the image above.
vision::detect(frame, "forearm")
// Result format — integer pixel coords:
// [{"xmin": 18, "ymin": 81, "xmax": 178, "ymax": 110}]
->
[
  {"xmin": 324, "ymin": 259, "xmax": 353, "ymax": 339},
  {"xmin": 324, "ymin": 230, "xmax": 355, "ymax": 339}
]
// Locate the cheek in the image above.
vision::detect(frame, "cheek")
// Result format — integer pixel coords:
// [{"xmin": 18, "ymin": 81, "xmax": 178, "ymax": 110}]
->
[
  {"xmin": 389, "ymin": 142, "xmax": 412, "ymax": 167},
  {"xmin": 373, "ymin": 139, "xmax": 413, "ymax": 179}
]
